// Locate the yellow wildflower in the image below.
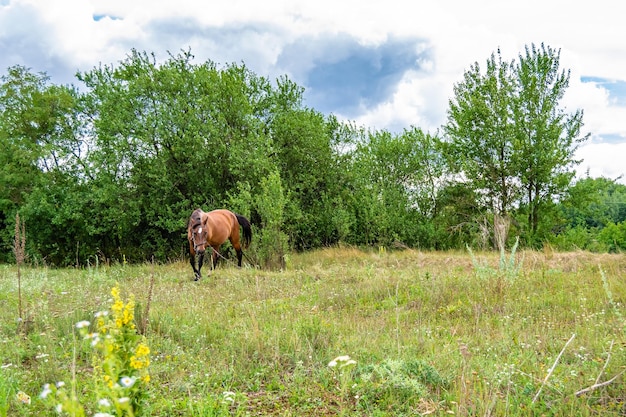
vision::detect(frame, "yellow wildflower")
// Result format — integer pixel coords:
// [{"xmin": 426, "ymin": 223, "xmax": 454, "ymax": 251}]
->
[
  {"xmin": 130, "ymin": 356, "xmax": 147, "ymax": 369},
  {"xmin": 111, "ymin": 285, "xmax": 120, "ymax": 299},
  {"xmin": 135, "ymin": 343, "xmax": 150, "ymax": 357},
  {"xmin": 103, "ymin": 375, "xmax": 113, "ymax": 389},
  {"xmin": 122, "ymin": 296, "xmax": 135, "ymax": 326},
  {"xmin": 130, "ymin": 343, "xmax": 150, "ymax": 370}
]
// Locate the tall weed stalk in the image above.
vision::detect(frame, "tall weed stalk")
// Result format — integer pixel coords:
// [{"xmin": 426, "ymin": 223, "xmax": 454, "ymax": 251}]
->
[
  {"xmin": 467, "ymin": 236, "xmax": 523, "ymax": 282},
  {"xmin": 599, "ymin": 266, "xmax": 624, "ymax": 326},
  {"xmin": 13, "ymin": 214, "xmax": 26, "ymax": 328}
]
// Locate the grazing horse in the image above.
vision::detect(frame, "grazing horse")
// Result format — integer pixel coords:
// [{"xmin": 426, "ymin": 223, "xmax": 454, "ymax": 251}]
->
[{"xmin": 187, "ymin": 208, "xmax": 252, "ymax": 280}]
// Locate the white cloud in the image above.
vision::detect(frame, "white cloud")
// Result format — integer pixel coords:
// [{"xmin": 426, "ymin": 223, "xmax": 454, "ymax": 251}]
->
[
  {"xmin": 351, "ymin": 69, "xmax": 450, "ymax": 134},
  {"xmin": 576, "ymin": 142, "xmax": 626, "ymax": 181}
]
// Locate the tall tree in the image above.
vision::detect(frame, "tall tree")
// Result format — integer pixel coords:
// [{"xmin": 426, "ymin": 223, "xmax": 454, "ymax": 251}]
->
[
  {"xmin": 512, "ymin": 43, "xmax": 589, "ymax": 242},
  {"xmin": 0, "ymin": 66, "xmax": 77, "ymax": 208},
  {"xmin": 444, "ymin": 49, "xmax": 518, "ymax": 217},
  {"xmin": 444, "ymin": 44, "xmax": 588, "ymax": 247},
  {"xmin": 347, "ymin": 128, "xmax": 444, "ymax": 247}
]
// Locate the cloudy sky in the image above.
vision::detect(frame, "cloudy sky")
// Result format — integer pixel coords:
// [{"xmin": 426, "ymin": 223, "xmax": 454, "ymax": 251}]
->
[{"xmin": 1, "ymin": 0, "xmax": 625, "ymax": 183}]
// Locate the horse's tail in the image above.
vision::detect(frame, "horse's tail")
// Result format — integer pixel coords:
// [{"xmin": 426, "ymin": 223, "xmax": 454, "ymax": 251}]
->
[{"xmin": 235, "ymin": 214, "xmax": 252, "ymax": 249}]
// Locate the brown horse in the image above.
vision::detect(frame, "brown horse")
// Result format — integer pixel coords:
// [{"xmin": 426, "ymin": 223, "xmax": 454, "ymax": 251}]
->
[{"xmin": 187, "ymin": 208, "xmax": 252, "ymax": 280}]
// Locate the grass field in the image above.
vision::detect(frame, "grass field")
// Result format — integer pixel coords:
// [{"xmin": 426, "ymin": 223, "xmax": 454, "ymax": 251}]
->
[{"xmin": 1, "ymin": 248, "xmax": 625, "ymax": 416}]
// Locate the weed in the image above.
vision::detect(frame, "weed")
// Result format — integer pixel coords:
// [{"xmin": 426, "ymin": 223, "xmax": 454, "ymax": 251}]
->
[
  {"xmin": 467, "ymin": 236, "xmax": 523, "ymax": 282},
  {"xmin": 328, "ymin": 355, "xmax": 357, "ymax": 415},
  {"xmin": 13, "ymin": 214, "xmax": 26, "ymax": 332},
  {"xmin": 39, "ymin": 284, "xmax": 151, "ymax": 416}
]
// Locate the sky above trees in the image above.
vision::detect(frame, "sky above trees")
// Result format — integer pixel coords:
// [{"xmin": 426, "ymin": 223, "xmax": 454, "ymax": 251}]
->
[{"xmin": 1, "ymin": 0, "xmax": 625, "ymax": 182}]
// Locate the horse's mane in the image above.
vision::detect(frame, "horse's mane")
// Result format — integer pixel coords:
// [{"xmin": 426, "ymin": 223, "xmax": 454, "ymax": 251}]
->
[{"xmin": 188, "ymin": 208, "xmax": 203, "ymax": 229}]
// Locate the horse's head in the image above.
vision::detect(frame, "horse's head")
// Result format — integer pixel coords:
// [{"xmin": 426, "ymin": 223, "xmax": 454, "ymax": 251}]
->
[
  {"xmin": 189, "ymin": 210, "xmax": 208, "ymax": 255},
  {"xmin": 191, "ymin": 224, "xmax": 208, "ymax": 254}
]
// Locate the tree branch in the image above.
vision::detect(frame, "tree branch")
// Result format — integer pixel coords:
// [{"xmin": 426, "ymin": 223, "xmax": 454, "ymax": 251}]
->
[
  {"xmin": 575, "ymin": 340, "xmax": 623, "ymax": 397},
  {"xmin": 532, "ymin": 333, "xmax": 575, "ymax": 404},
  {"xmin": 575, "ymin": 370, "xmax": 625, "ymax": 397}
]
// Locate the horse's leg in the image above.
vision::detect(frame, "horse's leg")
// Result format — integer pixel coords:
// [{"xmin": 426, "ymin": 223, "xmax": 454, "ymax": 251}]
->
[
  {"xmin": 196, "ymin": 252, "xmax": 204, "ymax": 280},
  {"xmin": 211, "ymin": 246, "xmax": 219, "ymax": 270},
  {"xmin": 236, "ymin": 248, "xmax": 243, "ymax": 267},
  {"xmin": 190, "ymin": 248, "xmax": 201, "ymax": 281},
  {"xmin": 231, "ymin": 238, "xmax": 243, "ymax": 267}
]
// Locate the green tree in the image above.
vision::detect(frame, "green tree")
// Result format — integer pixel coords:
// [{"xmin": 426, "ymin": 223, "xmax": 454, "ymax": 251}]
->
[
  {"xmin": 512, "ymin": 43, "xmax": 589, "ymax": 244},
  {"xmin": 347, "ymin": 128, "xmax": 444, "ymax": 247},
  {"xmin": 444, "ymin": 44, "xmax": 588, "ymax": 248},
  {"xmin": 444, "ymin": 49, "xmax": 518, "ymax": 219},
  {"xmin": 0, "ymin": 66, "xmax": 81, "ymax": 262},
  {"xmin": 77, "ymin": 50, "xmax": 276, "ymax": 260},
  {"xmin": 558, "ymin": 176, "xmax": 626, "ymax": 231}
]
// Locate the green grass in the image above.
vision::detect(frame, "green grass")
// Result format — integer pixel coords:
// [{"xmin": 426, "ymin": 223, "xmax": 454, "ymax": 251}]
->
[{"xmin": 1, "ymin": 248, "xmax": 625, "ymax": 416}]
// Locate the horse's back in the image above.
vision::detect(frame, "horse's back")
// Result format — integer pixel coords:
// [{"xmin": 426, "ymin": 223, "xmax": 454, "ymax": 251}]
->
[
  {"xmin": 207, "ymin": 209, "xmax": 237, "ymax": 224},
  {"xmin": 204, "ymin": 209, "xmax": 237, "ymax": 244}
]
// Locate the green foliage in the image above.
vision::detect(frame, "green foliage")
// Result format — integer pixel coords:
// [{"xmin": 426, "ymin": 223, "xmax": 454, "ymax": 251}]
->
[
  {"xmin": 431, "ymin": 183, "xmax": 485, "ymax": 249},
  {"xmin": 0, "ymin": 66, "xmax": 80, "ymax": 262},
  {"xmin": 548, "ymin": 225, "xmax": 606, "ymax": 252},
  {"xmin": 445, "ymin": 43, "xmax": 589, "ymax": 246},
  {"xmin": 356, "ymin": 359, "xmax": 447, "ymax": 413},
  {"xmin": 0, "ymin": 44, "xmax": 620, "ymax": 265},
  {"xmin": 0, "ymin": 370, "xmax": 16, "ymax": 416},
  {"xmin": 598, "ymin": 222, "xmax": 626, "ymax": 252},
  {"xmin": 345, "ymin": 127, "xmax": 444, "ymax": 248},
  {"xmin": 549, "ymin": 177, "xmax": 626, "ymax": 252},
  {"xmin": 39, "ymin": 284, "xmax": 152, "ymax": 416},
  {"xmin": 255, "ymin": 171, "xmax": 289, "ymax": 269},
  {"xmin": 560, "ymin": 177, "xmax": 626, "ymax": 228}
]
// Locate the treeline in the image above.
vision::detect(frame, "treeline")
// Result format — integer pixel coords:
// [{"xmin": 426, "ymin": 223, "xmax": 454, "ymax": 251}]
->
[{"xmin": 1, "ymin": 45, "xmax": 625, "ymax": 266}]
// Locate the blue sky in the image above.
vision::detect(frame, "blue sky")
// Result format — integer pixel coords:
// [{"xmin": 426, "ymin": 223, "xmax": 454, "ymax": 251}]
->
[{"xmin": 1, "ymin": 0, "xmax": 625, "ymax": 182}]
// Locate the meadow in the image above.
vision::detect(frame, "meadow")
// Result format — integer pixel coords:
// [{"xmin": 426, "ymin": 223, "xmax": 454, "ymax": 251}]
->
[{"xmin": 1, "ymin": 248, "xmax": 625, "ymax": 416}]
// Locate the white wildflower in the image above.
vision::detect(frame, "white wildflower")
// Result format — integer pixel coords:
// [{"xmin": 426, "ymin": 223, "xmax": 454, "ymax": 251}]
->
[
  {"xmin": 98, "ymin": 398, "xmax": 112, "ymax": 407},
  {"xmin": 75, "ymin": 320, "xmax": 90, "ymax": 329},
  {"xmin": 328, "ymin": 355, "xmax": 356, "ymax": 368},
  {"xmin": 40, "ymin": 384, "xmax": 52, "ymax": 399},
  {"xmin": 119, "ymin": 376, "xmax": 136, "ymax": 388}
]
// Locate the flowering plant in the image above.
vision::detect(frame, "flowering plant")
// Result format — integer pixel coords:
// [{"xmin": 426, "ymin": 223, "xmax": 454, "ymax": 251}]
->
[
  {"xmin": 41, "ymin": 284, "xmax": 151, "ymax": 416},
  {"xmin": 328, "ymin": 355, "xmax": 357, "ymax": 396}
]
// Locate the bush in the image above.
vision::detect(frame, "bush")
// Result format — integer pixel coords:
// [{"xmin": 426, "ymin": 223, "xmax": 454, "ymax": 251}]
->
[
  {"xmin": 597, "ymin": 221, "xmax": 626, "ymax": 252},
  {"xmin": 548, "ymin": 225, "xmax": 608, "ymax": 252}
]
